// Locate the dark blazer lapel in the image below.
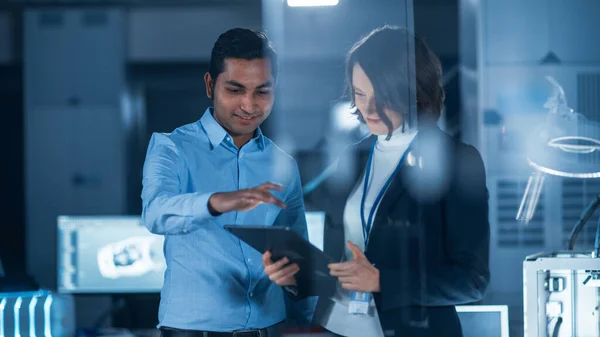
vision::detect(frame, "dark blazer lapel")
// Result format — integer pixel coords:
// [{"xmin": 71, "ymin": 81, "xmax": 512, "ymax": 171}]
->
[
  {"xmin": 378, "ymin": 164, "xmax": 409, "ymax": 209},
  {"xmin": 370, "ymin": 132, "xmax": 424, "ymax": 237},
  {"xmin": 370, "ymin": 154, "xmax": 411, "ymax": 232}
]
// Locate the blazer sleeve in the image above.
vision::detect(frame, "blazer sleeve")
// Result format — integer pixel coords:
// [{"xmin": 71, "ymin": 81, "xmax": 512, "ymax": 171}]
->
[{"xmin": 378, "ymin": 144, "xmax": 491, "ymax": 310}]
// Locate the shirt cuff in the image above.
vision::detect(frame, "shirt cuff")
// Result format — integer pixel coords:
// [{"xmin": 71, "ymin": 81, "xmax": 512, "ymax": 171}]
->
[{"xmin": 192, "ymin": 192, "xmax": 219, "ymax": 223}]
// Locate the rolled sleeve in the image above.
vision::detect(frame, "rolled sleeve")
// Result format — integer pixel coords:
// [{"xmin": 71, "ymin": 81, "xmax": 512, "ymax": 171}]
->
[{"xmin": 142, "ymin": 133, "xmax": 217, "ymax": 235}]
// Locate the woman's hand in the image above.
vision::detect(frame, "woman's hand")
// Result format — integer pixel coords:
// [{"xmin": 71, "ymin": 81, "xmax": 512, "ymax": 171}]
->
[
  {"xmin": 328, "ymin": 241, "xmax": 380, "ymax": 292},
  {"xmin": 262, "ymin": 251, "xmax": 299, "ymax": 286}
]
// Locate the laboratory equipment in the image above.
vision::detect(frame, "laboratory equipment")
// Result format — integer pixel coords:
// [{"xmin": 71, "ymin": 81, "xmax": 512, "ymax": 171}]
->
[
  {"xmin": 524, "ymin": 253, "xmax": 600, "ymax": 337},
  {"xmin": 520, "ymin": 78, "xmax": 600, "ymax": 336}
]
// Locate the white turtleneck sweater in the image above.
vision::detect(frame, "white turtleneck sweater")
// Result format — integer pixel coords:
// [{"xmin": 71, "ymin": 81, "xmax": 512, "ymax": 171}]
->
[{"xmin": 319, "ymin": 127, "xmax": 418, "ymax": 337}]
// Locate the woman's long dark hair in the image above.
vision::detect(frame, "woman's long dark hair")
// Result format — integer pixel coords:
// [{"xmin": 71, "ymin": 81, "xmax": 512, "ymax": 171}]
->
[{"xmin": 346, "ymin": 25, "xmax": 445, "ymax": 139}]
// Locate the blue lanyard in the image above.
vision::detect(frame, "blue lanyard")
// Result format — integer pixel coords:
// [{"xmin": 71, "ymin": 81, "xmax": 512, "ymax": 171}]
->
[{"xmin": 360, "ymin": 139, "xmax": 413, "ymax": 247}]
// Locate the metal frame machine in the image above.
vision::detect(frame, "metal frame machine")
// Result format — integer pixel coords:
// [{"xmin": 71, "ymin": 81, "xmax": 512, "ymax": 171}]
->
[{"xmin": 519, "ymin": 77, "xmax": 600, "ymax": 337}]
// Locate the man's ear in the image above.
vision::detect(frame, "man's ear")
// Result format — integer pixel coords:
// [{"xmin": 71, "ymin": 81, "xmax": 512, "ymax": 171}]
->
[{"xmin": 204, "ymin": 72, "xmax": 214, "ymax": 99}]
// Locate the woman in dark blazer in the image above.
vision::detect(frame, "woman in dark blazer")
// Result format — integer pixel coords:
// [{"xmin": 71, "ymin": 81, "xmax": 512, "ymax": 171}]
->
[{"xmin": 264, "ymin": 25, "xmax": 490, "ymax": 337}]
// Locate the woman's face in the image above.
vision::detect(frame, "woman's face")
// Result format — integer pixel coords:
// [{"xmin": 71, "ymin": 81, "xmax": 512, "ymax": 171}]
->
[{"xmin": 352, "ymin": 63, "xmax": 403, "ymax": 135}]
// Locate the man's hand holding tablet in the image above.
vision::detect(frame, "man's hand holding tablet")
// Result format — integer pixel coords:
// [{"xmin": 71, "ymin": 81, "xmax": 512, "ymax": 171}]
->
[{"xmin": 262, "ymin": 250, "xmax": 300, "ymax": 286}]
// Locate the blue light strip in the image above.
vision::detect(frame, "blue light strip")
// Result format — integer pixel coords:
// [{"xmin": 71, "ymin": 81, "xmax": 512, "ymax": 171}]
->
[
  {"xmin": 0, "ymin": 298, "xmax": 6, "ymax": 337},
  {"xmin": 29, "ymin": 296, "xmax": 38, "ymax": 337},
  {"xmin": 43, "ymin": 295, "xmax": 53, "ymax": 337},
  {"xmin": 0, "ymin": 290, "xmax": 46, "ymax": 299},
  {"xmin": 14, "ymin": 297, "xmax": 22, "ymax": 337}
]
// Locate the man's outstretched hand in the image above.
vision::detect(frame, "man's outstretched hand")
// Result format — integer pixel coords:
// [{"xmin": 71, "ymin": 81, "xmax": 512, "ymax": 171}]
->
[{"xmin": 209, "ymin": 182, "xmax": 286, "ymax": 214}]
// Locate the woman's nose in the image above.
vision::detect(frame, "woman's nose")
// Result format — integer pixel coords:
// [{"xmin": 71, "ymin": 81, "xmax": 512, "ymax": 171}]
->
[{"xmin": 365, "ymin": 99, "xmax": 377, "ymax": 116}]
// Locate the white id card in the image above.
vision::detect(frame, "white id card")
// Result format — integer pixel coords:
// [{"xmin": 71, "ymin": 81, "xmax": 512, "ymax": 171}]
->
[{"xmin": 348, "ymin": 291, "xmax": 371, "ymax": 315}]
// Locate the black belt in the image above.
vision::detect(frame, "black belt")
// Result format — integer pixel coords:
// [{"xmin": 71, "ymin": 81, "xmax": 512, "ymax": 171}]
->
[{"xmin": 160, "ymin": 324, "xmax": 278, "ymax": 337}]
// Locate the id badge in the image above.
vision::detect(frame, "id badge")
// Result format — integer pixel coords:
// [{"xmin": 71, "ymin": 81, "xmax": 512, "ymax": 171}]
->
[{"xmin": 348, "ymin": 291, "xmax": 371, "ymax": 315}]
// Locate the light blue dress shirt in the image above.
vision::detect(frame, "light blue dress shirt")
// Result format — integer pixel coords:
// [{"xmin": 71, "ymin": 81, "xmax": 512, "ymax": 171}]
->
[{"xmin": 141, "ymin": 108, "xmax": 313, "ymax": 331}]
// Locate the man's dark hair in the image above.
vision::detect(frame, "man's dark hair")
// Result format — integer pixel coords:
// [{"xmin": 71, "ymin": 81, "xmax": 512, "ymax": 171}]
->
[
  {"xmin": 209, "ymin": 28, "xmax": 278, "ymax": 84},
  {"xmin": 346, "ymin": 25, "xmax": 445, "ymax": 139}
]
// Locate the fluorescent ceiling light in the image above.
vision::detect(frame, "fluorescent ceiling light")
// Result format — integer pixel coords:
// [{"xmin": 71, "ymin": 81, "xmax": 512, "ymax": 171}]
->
[{"xmin": 287, "ymin": 0, "xmax": 339, "ymax": 7}]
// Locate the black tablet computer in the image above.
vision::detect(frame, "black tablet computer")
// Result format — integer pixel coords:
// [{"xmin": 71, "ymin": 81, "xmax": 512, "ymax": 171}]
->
[{"xmin": 224, "ymin": 225, "xmax": 335, "ymax": 279}]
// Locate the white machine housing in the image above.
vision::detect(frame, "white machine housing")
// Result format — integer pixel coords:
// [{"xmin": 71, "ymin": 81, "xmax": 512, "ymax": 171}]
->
[{"xmin": 523, "ymin": 252, "xmax": 600, "ymax": 337}]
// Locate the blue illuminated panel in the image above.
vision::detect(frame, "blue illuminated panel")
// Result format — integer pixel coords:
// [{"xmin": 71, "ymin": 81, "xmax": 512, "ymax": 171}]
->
[{"xmin": 0, "ymin": 291, "xmax": 73, "ymax": 337}]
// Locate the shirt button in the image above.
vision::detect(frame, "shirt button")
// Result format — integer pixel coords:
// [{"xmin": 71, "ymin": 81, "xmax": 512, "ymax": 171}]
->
[
  {"xmin": 226, "ymin": 137, "xmax": 231, "ymax": 141},
  {"xmin": 247, "ymin": 258, "xmax": 252, "ymax": 263},
  {"xmin": 249, "ymin": 292, "xmax": 254, "ymax": 297}
]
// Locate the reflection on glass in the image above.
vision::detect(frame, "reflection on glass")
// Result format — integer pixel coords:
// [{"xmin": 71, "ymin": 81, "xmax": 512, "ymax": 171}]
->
[{"xmin": 518, "ymin": 78, "xmax": 600, "ymax": 253}]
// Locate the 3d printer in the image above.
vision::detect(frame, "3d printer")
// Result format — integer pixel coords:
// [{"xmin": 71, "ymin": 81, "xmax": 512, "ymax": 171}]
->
[{"xmin": 520, "ymin": 77, "xmax": 600, "ymax": 337}]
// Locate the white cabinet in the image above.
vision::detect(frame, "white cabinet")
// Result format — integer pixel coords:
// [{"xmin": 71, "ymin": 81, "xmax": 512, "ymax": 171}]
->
[
  {"xmin": 24, "ymin": 9, "xmax": 125, "ymax": 108},
  {"xmin": 26, "ymin": 106, "xmax": 126, "ymax": 287},
  {"xmin": 24, "ymin": 8, "xmax": 126, "ymax": 289},
  {"xmin": 70, "ymin": 107, "xmax": 126, "ymax": 215},
  {"xmin": 24, "ymin": 10, "xmax": 79, "ymax": 106},
  {"xmin": 70, "ymin": 10, "xmax": 125, "ymax": 107}
]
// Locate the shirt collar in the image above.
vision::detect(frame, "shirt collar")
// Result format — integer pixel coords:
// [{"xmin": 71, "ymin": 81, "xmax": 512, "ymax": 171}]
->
[
  {"xmin": 200, "ymin": 107, "xmax": 228, "ymax": 150},
  {"xmin": 254, "ymin": 126, "xmax": 266, "ymax": 151},
  {"xmin": 200, "ymin": 107, "xmax": 265, "ymax": 151}
]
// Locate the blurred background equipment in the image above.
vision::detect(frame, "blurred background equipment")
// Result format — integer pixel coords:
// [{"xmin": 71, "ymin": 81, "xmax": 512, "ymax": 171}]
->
[
  {"xmin": 478, "ymin": 2, "xmax": 600, "ymax": 337},
  {"xmin": 514, "ymin": 77, "xmax": 600, "ymax": 337}
]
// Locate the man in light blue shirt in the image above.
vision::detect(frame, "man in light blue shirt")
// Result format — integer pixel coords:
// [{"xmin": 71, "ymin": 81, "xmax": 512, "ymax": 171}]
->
[{"xmin": 141, "ymin": 28, "xmax": 313, "ymax": 336}]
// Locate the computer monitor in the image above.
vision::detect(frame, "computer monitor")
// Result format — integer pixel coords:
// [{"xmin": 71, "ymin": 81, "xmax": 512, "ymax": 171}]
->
[
  {"xmin": 455, "ymin": 305, "xmax": 509, "ymax": 337},
  {"xmin": 57, "ymin": 212, "xmax": 327, "ymax": 294},
  {"xmin": 57, "ymin": 216, "xmax": 165, "ymax": 294}
]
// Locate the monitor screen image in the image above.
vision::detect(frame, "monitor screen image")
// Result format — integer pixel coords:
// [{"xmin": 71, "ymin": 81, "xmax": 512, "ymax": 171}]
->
[{"xmin": 57, "ymin": 216, "xmax": 165, "ymax": 293}]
